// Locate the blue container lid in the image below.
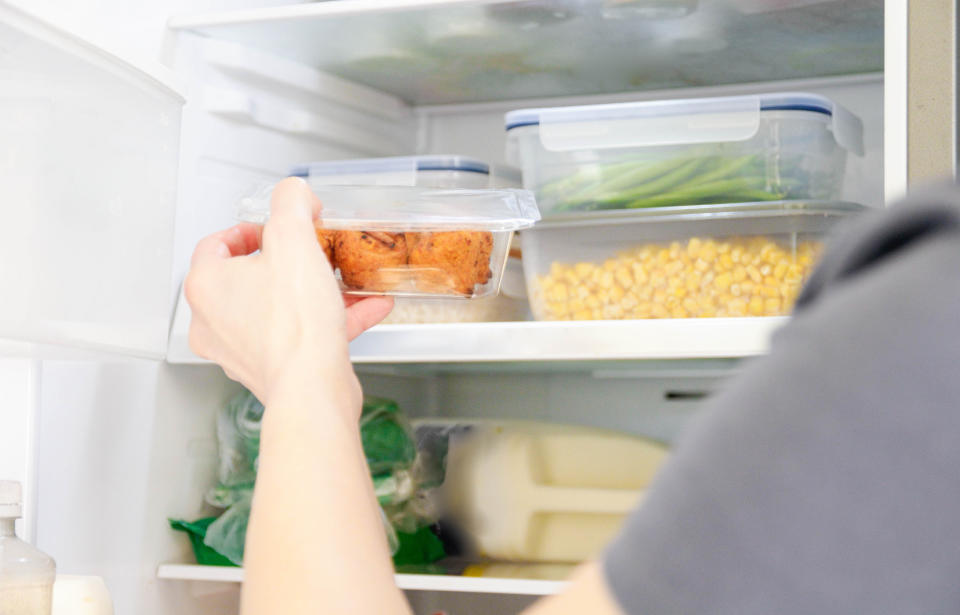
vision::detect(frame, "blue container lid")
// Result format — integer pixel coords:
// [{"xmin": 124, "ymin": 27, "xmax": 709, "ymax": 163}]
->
[
  {"xmin": 290, "ymin": 155, "xmax": 490, "ymax": 178},
  {"xmin": 505, "ymin": 92, "xmax": 836, "ymax": 131}
]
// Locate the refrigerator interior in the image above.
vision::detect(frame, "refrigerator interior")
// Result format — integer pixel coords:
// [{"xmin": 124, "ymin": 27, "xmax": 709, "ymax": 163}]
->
[{"xmin": 12, "ymin": 2, "xmax": 887, "ymax": 614}]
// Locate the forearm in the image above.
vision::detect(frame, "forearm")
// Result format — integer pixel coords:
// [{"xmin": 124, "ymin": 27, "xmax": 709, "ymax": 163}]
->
[{"xmin": 240, "ymin": 361, "xmax": 411, "ymax": 615}]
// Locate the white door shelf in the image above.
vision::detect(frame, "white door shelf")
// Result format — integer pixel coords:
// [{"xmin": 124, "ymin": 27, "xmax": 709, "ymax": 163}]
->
[
  {"xmin": 169, "ymin": 0, "xmax": 883, "ymax": 106},
  {"xmin": 166, "ymin": 288, "xmax": 786, "ymax": 364},
  {"xmin": 156, "ymin": 564, "xmax": 564, "ymax": 596}
]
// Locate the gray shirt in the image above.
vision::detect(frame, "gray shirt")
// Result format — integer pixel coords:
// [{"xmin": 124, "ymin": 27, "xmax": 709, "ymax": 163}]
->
[{"xmin": 604, "ymin": 183, "xmax": 960, "ymax": 614}]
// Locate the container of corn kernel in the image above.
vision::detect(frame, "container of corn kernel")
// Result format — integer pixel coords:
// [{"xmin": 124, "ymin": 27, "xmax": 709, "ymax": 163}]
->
[{"xmin": 522, "ymin": 201, "xmax": 863, "ymax": 320}]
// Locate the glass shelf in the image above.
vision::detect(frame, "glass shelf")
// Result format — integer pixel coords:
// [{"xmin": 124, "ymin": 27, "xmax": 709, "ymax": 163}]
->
[
  {"xmin": 157, "ymin": 563, "xmax": 565, "ymax": 595},
  {"xmin": 170, "ymin": 0, "xmax": 883, "ymax": 106}
]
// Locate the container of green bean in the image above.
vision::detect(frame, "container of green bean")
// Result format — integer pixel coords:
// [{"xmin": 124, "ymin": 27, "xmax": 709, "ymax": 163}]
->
[{"xmin": 505, "ymin": 93, "xmax": 863, "ymax": 218}]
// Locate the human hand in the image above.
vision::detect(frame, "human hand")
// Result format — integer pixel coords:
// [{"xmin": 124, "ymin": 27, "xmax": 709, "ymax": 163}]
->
[{"xmin": 185, "ymin": 177, "xmax": 393, "ymax": 408}]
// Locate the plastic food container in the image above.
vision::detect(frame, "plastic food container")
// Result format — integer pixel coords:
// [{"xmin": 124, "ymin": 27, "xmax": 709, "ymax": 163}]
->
[
  {"xmin": 505, "ymin": 93, "xmax": 863, "ymax": 217},
  {"xmin": 522, "ymin": 201, "xmax": 862, "ymax": 320},
  {"xmin": 290, "ymin": 155, "xmax": 520, "ymax": 189},
  {"xmin": 239, "ymin": 184, "xmax": 540, "ymax": 298},
  {"xmin": 381, "ymin": 251, "xmax": 529, "ymax": 323}
]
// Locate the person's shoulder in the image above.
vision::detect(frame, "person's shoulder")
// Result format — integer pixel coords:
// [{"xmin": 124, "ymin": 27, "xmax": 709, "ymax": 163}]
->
[{"xmin": 796, "ymin": 182, "xmax": 960, "ymax": 311}]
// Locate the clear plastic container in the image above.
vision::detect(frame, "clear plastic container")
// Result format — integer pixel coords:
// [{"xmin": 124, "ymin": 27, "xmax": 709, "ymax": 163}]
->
[
  {"xmin": 239, "ymin": 184, "xmax": 540, "ymax": 298},
  {"xmin": 505, "ymin": 93, "xmax": 864, "ymax": 218},
  {"xmin": 381, "ymin": 252, "xmax": 529, "ymax": 323},
  {"xmin": 0, "ymin": 482, "xmax": 56, "ymax": 615},
  {"xmin": 522, "ymin": 201, "xmax": 863, "ymax": 320},
  {"xmin": 289, "ymin": 156, "xmax": 521, "ymax": 190}
]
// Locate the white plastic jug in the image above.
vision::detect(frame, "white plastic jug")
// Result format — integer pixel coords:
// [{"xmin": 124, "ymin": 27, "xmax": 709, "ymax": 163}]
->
[{"xmin": 437, "ymin": 421, "xmax": 668, "ymax": 562}]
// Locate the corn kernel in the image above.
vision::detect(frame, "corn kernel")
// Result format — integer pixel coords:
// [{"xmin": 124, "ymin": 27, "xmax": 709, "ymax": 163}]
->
[
  {"xmin": 764, "ymin": 297, "xmax": 781, "ymax": 314},
  {"xmin": 774, "ymin": 262, "xmax": 788, "ymax": 280},
  {"xmin": 549, "ymin": 283, "xmax": 568, "ymax": 302},
  {"xmin": 574, "ymin": 262, "xmax": 593, "ymax": 277},
  {"xmin": 714, "ymin": 272, "xmax": 733, "ymax": 291},
  {"xmin": 748, "ymin": 296, "xmax": 764, "ymax": 316},
  {"xmin": 671, "ymin": 306, "xmax": 688, "ymax": 318},
  {"xmin": 701, "ymin": 240, "xmax": 717, "ymax": 262},
  {"xmin": 682, "ymin": 298, "xmax": 699, "ymax": 313},
  {"xmin": 686, "ymin": 237, "xmax": 702, "ymax": 258},
  {"xmin": 665, "ymin": 261, "xmax": 684, "ymax": 276},
  {"xmin": 728, "ymin": 298, "xmax": 748, "ymax": 316},
  {"xmin": 719, "ymin": 253, "xmax": 733, "ymax": 269},
  {"xmin": 746, "ymin": 265, "xmax": 762, "ymax": 283}
]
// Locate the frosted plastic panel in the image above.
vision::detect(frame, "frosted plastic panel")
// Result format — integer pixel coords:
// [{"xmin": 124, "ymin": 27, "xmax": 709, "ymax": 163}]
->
[
  {"xmin": 171, "ymin": 0, "xmax": 883, "ymax": 105},
  {"xmin": 0, "ymin": 3, "xmax": 183, "ymax": 357}
]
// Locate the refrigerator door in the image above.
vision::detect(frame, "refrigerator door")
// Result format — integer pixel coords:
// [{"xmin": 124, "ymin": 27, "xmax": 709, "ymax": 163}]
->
[{"xmin": 0, "ymin": 1, "xmax": 184, "ymax": 359}]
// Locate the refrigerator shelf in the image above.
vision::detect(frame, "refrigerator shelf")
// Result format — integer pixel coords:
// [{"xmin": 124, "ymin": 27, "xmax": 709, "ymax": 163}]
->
[
  {"xmin": 167, "ymin": 279, "xmax": 786, "ymax": 364},
  {"xmin": 156, "ymin": 564, "xmax": 564, "ymax": 596},
  {"xmin": 168, "ymin": 0, "xmax": 882, "ymax": 106}
]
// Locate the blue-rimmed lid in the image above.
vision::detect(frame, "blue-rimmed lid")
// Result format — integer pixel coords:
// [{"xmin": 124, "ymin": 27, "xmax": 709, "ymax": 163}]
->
[
  {"xmin": 505, "ymin": 92, "xmax": 863, "ymax": 156},
  {"xmin": 290, "ymin": 155, "xmax": 490, "ymax": 178}
]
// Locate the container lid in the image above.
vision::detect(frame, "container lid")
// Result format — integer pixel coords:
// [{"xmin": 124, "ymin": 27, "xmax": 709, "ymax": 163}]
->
[
  {"xmin": 529, "ymin": 200, "xmax": 866, "ymax": 229},
  {"xmin": 289, "ymin": 156, "xmax": 491, "ymax": 179},
  {"xmin": 0, "ymin": 480, "xmax": 22, "ymax": 518},
  {"xmin": 505, "ymin": 92, "xmax": 863, "ymax": 156},
  {"xmin": 239, "ymin": 184, "xmax": 541, "ymax": 231}
]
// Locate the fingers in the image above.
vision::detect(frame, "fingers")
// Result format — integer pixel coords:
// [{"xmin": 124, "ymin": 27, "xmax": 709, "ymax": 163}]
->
[
  {"xmin": 344, "ymin": 296, "xmax": 394, "ymax": 341},
  {"xmin": 263, "ymin": 177, "xmax": 323, "ymax": 253},
  {"xmin": 191, "ymin": 224, "xmax": 263, "ymax": 266}
]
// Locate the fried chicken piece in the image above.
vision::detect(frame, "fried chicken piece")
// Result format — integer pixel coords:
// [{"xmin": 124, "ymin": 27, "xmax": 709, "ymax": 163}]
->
[
  {"xmin": 333, "ymin": 230, "xmax": 408, "ymax": 292},
  {"xmin": 314, "ymin": 227, "xmax": 336, "ymax": 264},
  {"xmin": 406, "ymin": 231, "xmax": 494, "ymax": 296}
]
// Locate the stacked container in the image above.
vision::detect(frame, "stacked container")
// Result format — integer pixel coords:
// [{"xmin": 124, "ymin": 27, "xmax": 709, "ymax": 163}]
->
[{"xmin": 506, "ymin": 93, "xmax": 865, "ymax": 320}]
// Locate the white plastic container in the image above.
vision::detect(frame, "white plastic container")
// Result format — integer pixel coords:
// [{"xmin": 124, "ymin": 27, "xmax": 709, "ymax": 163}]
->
[
  {"xmin": 289, "ymin": 155, "xmax": 521, "ymax": 190},
  {"xmin": 0, "ymin": 481, "xmax": 56, "ymax": 615},
  {"xmin": 432, "ymin": 420, "xmax": 668, "ymax": 563},
  {"xmin": 239, "ymin": 184, "xmax": 540, "ymax": 298},
  {"xmin": 505, "ymin": 93, "xmax": 863, "ymax": 218},
  {"xmin": 522, "ymin": 201, "xmax": 863, "ymax": 321},
  {"xmin": 0, "ymin": 3, "xmax": 183, "ymax": 357}
]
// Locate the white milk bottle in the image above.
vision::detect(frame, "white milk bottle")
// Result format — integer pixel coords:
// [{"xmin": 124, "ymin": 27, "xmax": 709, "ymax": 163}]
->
[{"xmin": 0, "ymin": 481, "xmax": 55, "ymax": 615}]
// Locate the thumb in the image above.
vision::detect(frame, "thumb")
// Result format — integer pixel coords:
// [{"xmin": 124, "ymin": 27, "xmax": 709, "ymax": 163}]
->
[{"xmin": 262, "ymin": 177, "xmax": 323, "ymax": 252}]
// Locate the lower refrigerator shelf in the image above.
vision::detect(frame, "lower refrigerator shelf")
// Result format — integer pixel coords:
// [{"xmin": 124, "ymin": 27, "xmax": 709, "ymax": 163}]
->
[{"xmin": 156, "ymin": 564, "xmax": 565, "ymax": 596}]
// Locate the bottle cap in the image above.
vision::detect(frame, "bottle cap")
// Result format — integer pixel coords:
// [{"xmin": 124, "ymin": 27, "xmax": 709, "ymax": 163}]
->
[{"xmin": 0, "ymin": 480, "xmax": 23, "ymax": 518}]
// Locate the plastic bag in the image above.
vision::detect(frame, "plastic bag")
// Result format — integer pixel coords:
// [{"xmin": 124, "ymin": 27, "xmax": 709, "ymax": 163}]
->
[{"xmin": 180, "ymin": 389, "xmax": 448, "ymax": 567}]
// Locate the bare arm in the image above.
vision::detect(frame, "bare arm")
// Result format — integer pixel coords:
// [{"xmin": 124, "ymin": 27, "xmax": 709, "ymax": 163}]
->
[{"xmin": 186, "ymin": 177, "xmax": 625, "ymax": 615}]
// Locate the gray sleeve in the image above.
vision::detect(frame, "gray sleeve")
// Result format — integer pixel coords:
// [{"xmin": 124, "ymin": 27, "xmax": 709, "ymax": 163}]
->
[{"xmin": 603, "ymin": 183, "xmax": 960, "ymax": 615}]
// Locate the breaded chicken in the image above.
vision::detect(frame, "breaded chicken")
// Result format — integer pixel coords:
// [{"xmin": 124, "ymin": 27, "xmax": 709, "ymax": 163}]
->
[
  {"xmin": 406, "ymin": 231, "xmax": 493, "ymax": 296},
  {"xmin": 334, "ymin": 230, "xmax": 408, "ymax": 292}
]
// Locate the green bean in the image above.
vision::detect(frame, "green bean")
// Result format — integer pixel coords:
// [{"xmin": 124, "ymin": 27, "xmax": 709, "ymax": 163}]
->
[
  {"xmin": 625, "ymin": 177, "xmax": 778, "ymax": 208},
  {"xmin": 682, "ymin": 154, "xmax": 760, "ymax": 188},
  {"xmin": 589, "ymin": 157, "xmax": 708, "ymax": 208}
]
